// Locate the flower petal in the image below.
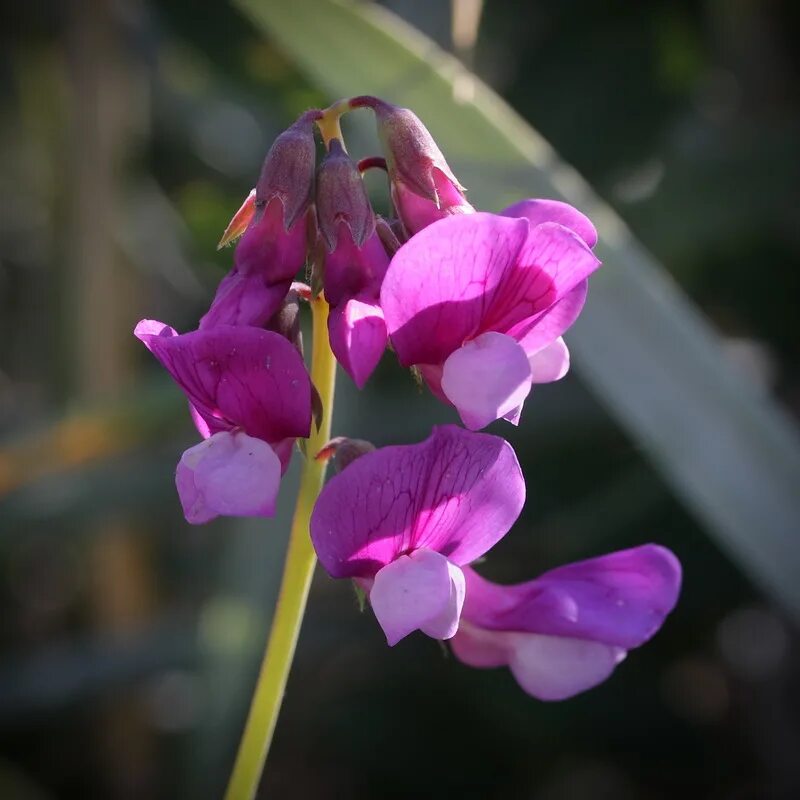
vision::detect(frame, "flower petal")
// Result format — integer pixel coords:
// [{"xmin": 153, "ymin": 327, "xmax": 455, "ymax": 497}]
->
[
  {"xmin": 481, "ymin": 223, "xmax": 600, "ymax": 334},
  {"xmin": 440, "ymin": 332, "xmax": 532, "ymax": 430},
  {"xmin": 527, "ymin": 337, "xmax": 570, "ymax": 383},
  {"xmin": 393, "ymin": 168, "xmax": 474, "ymax": 235},
  {"xmin": 323, "ymin": 227, "xmax": 389, "ymax": 307},
  {"xmin": 506, "ymin": 280, "xmax": 587, "ymax": 356},
  {"xmin": 370, "ymin": 549, "xmax": 465, "ymax": 645},
  {"xmin": 310, "ymin": 425, "xmax": 525, "ymax": 578},
  {"xmin": 135, "ymin": 323, "xmax": 312, "ymax": 443},
  {"xmin": 200, "ymin": 198, "xmax": 307, "ymax": 329},
  {"xmin": 451, "ymin": 622, "xmax": 626, "ymax": 700},
  {"xmin": 462, "ymin": 545, "xmax": 682, "ymax": 649},
  {"xmin": 502, "ymin": 198, "xmax": 598, "ymax": 249},
  {"xmin": 381, "ymin": 213, "xmax": 530, "ymax": 366},
  {"xmin": 328, "ymin": 296, "xmax": 388, "ymax": 388},
  {"xmin": 175, "ymin": 431, "xmax": 281, "ymax": 524},
  {"xmin": 507, "ymin": 633, "xmax": 625, "ymax": 701},
  {"xmin": 199, "ymin": 272, "xmax": 292, "ymax": 330}
]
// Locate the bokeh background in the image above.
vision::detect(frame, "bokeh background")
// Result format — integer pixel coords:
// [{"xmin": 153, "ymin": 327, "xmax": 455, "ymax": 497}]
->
[{"xmin": 2, "ymin": 1, "xmax": 799, "ymax": 798}]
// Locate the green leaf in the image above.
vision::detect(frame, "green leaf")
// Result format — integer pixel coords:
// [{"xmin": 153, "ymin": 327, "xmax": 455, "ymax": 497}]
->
[{"xmin": 235, "ymin": 0, "xmax": 800, "ymax": 618}]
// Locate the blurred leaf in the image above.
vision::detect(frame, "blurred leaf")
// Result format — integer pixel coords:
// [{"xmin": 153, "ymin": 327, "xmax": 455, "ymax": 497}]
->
[{"xmin": 235, "ymin": 0, "xmax": 800, "ymax": 617}]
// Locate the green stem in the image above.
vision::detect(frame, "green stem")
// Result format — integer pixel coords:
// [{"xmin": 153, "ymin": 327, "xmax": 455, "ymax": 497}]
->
[{"xmin": 224, "ymin": 295, "xmax": 336, "ymax": 800}]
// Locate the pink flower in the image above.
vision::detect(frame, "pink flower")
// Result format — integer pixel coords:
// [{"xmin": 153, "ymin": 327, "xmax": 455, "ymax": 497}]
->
[
  {"xmin": 310, "ymin": 425, "xmax": 525, "ymax": 645},
  {"xmin": 135, "ymin": 321, "xmax": 312, "ymax": 523},
  {"xmin": 451, "ymin": 545, "xmax": 681, "ymax": 700},
  {"xmin": 381, "ymin": 200, "xmax": 600, "ymax": 429},
  {"xmin": 200, "ymin": 111, "xmax": 319, "ymax": 330},
  {"xmin": 316, "ymin": 140, "xmax": 390, "ymax": 388}
]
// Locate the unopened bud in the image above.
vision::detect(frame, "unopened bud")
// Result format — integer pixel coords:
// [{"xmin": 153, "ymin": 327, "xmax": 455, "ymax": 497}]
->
[
  {"xmin": 375, "ymin": 216, "xmax": 406, "ymax": 255},
  {"xmin": 315, "ymin": 139, "xmax": 375, "ymax": 251},
  {"xmin": 266, "ymin": 289, "xmax": 302, "ymax": 353},
  {"xmin": 256, "ymin": 109, "xmax": 321, "ymax": 231},
  {"xmin": 351, "ymin": 96, "xmax": 473, "ymax": 233},
  {"xmin": 315, "ymin": 436, "xmax": 376, "ymax": 472}
]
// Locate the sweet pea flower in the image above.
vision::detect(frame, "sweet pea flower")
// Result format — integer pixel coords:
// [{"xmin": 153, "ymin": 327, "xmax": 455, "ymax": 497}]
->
[
  {"xmin": 135, "ymin": 321, "xmax": 312, "ymax": 523},
  {"xmin": 316, "ymin": 140, "xmax": 390, "ymax": 388},
  {"xmin": 381, "ymin": 201, "xmax": 601, "ymax": 430},
  {"xmin": 451, "ymin": 545, "xmax": 681, "ymax": 700},
  {"xmin": 310, "ymin": 425, "xmax": 525, "ymax": 645},
  {"xmin": 200, "ymin": 111, "xmax": 319, "ymax": 330}
]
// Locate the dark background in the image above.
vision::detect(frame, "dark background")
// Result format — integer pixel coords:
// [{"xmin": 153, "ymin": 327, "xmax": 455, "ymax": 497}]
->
[{"xmin": 1, "ymin": 1, "xmax": 798, "ymax": 798}]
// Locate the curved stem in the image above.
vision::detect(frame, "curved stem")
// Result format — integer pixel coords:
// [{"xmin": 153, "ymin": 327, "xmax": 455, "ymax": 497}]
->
[{"xmin": 224, "ymin": 295, "xmax": 336, "ymax": 800}]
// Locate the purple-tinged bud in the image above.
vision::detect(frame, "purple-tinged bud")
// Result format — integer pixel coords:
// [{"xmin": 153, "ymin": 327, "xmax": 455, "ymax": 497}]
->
[
  {"xmin": 316, "ymin": 139, "xmax": 375, "ymax": 251},
  {"xmin": 266, "ymin": 288, "xmax": 303, "ymax": 354},
  {"xmin": 351, "ymin": 96, "xmax": 474, "ymax": 234},
  {"xmin": 314, "ymin": 139, "xmax": 389, "ymax": 388},
  {"xmin": 315, "ymin": 436, "xmax": 376, "ymax": 473},
  {"xmin": 256, "ymin": 109, "xmax": 321, "ymax": 231},
  {"xmin": 375, "ymin": 216, "xmax": 406, "ymax": 256}
]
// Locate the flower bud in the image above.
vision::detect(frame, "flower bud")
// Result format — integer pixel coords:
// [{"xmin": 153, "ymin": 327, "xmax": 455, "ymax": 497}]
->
[
  {"xmin": 315, "ymin": 436, "xmax": 376, "ymax": 473},
  {"xmin": 352, "ymin": 96, "xmax": 474, "ymax": 234},
  {"xmin": 266, "ymin": 288, "xmax": 302, "ymax": 354},
  {"xmin": 255, "ymin": 109, "xmax": 321, "ymax": 231},
  {"xmin": 315, "ymin": 139, "xmax": 375, "ymax": 251},
  {"xmin": 315, "ymin": 139, "xmax": 389, "ymax": 388}
]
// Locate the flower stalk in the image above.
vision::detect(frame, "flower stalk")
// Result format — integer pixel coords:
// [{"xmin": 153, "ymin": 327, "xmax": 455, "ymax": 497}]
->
[{"xmin": 224, "ymin": 294, "xmax": 336, "ymax": 800}]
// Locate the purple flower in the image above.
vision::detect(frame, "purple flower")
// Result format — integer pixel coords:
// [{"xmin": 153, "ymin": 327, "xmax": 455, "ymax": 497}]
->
[
  {"xmin": 200, "ymin": 112, "xmax": 319, "ymax": 329},
  {"xmin": 310, "ymin": 425, "xmax": 525, "ymax": 645},
  {"xmin": 381, "ymin": 200, "xmax": 600, "ymax": 429},
  {"xmin": 316, "ymin": 140, "xmax": 390, "ymax": 388},
  {"xmin": 135, "ymin": 321, "xmax": 312, "ymax": 523},
  {"xmin": 451, "ymin": 545, "xmax": 681, "ymax": 700}
]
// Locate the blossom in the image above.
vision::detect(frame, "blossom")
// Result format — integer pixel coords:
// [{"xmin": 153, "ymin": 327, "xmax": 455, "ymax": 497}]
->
[
  {"xmin": 351, "ymin": 96, "xmax": 473, "ymax": 234},
  {"xmin": 380, "ymin": 200, "xmax": 600, "ymax": 430},
  {"xmin": 451, "ymin": 545, "xmax": 681, "ymax": 700},
  {"xmin": 135, "ymin": 320, "xmax": 312, "ymax": 523},
  {"xmin": 200, "ymin": 111, "xmax": 319, "ymax": 330},
  {"xmin": 316, "ymin": 139, "xmax": 390, "ymax": 388},
  {"xmin": 310, "ymin": 425, "xmax": 525, "ymax": 645}
]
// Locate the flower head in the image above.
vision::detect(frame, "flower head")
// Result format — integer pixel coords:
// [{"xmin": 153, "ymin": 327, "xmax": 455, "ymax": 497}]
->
[
  {"xmin": 381, "ymin": 201, "xmax": 600, "ymax": 429},
  {"xmin": 135, "ymin": 320, "xmax": 312, "ymax": 523},
  {"xmin": 451, "ymin": 545, "xmax": 681, "ymax": 700},
  {"xmin": 310, "ymin": 425, "xmax": 525, "ymax": 645}
]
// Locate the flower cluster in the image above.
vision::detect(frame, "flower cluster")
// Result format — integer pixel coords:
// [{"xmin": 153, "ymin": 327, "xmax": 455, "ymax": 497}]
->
[{"xmin": 136, "ymin": 96, "xmax": 680, "ymax": 700}]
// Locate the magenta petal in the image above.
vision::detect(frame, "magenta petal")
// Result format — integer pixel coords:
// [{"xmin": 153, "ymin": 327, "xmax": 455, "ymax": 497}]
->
[
  {"xmin": 462, "ymin": 545, "xmax": 682, "ymax": 649},
  {"xmin": 328, "ymin": 297, "xmax": 388, "ymax": 388},
  {"xmin": 381, "ymin": 213, "xmax": 530, "ymax": 366},
  {"xmin": 323, "ymin": 228, "xmax": 389, "ymax": 307},
  {"xmin": 135, "ymin": 323, "xmax": 311, "ymax": 443},
  {"xmin": 451, "ymin": 623, "xmax": 625, "ymax": 700},
  {"xmin": 527, "ymin": 337, "xmax": 570, "ymax": 383},
  {"xmin": 440, "ymin": 332, "xmax": 532, "ymax": 430},
  {"xmin": 505, "ymin": 633, "xmax": 625, "ymax": 700},
  {"xmin": 310, "ymin": 425, "xmax": 525, "ymax": 578},
  {"xmin": 507, "ymin": 281, "xmax": 587, "ymax": 356},
  {"xmin": 175, "ymin": 431, "xmax": 281, "ymax": 524},
  {"xmin": 199, "ymin": 272, "xmax": 292, "ymax": 330},
  {"xmin": 501, "ymin": 198, "xmax": 598, "ymax": 249},
  {"xmin": 482, "ymin": 223, "xmax": 600, "ymax": 334},
  {"xmin": 393, "ymin": 169, "xmax": 474, "ymax": 235},
  {"xmin": 370, "ymin": 549, "xmax": 465, "ymax": 645},
  {"xmin": 200, "ymin": 198, "xmax": 307, "ymax": 329}
]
